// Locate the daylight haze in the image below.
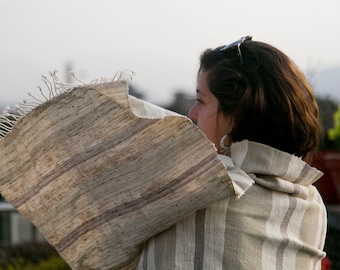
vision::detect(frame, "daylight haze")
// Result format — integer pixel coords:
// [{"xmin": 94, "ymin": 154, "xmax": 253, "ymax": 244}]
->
[{"xmin": 1, "ymin": 0, "xmax": 340, "ymax": 106}]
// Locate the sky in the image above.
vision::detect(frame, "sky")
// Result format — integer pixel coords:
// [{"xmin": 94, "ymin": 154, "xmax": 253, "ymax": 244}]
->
[{"xmin": 1, "ymin": 0, "xmax": 340, "ymax": 107}]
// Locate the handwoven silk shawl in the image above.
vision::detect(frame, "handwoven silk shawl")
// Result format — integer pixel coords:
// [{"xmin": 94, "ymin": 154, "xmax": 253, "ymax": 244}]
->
[{"xmin": 0, "ymin": 81, "xmax": 237, "ymax": 269}]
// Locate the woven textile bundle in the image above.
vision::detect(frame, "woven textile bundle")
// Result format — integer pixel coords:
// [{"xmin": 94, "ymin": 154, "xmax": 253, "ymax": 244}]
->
[{"xmin": 0, "ymin": 81, "xmax": 235, "ymax": 269}]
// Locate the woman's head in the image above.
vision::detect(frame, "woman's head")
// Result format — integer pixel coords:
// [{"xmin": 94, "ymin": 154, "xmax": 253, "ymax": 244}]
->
[
  {"xmin": 188, "ymin": 70, "xmax": 233, "ymax": 154},
  {"xmin": 189, "ymin": 36, "xmax": 321, "ymax": 162}
]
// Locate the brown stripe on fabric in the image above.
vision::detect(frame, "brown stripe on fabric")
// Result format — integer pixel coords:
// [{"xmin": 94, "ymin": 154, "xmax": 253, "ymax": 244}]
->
[
  {"xmin": 222, "ymin": 185, "xmax": 267, "ymax": 269},
  {"xmin": 295, "ymin": 163, "xmax": 310, "ymax": 183},
  {"xmin": 194, "ymin": 209, "xmax": 205, "ymax": 270},
  {"xmin": 12, "ymin": 118, "xmax": 157, "ymax": 207},
  {"xmin": 154, "ymin": 225, "xmax": 177, "ymax": 269},
  {"xmin": 55, "ymin": 152, "xmax": 219, "ymax": 252},
  {"xmin": 276, "ymin": 196, "xmax": 297, "ymax": 270}
]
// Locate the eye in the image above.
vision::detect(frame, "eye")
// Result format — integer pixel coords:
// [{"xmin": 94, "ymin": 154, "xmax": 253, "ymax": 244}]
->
[{"xmin": 196, "ymin": 98, "xmax": 203, "ymax": 104}]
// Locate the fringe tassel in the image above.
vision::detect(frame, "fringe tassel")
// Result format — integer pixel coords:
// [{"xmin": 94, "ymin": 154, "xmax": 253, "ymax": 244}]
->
[{"xmin": 0, "ymin": 70, "xmax": 134, "ymax": 140}]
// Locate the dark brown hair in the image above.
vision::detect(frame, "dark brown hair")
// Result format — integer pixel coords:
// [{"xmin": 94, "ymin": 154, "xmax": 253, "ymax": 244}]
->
[{"xmin": 199, "ymin": 40, "xmax": 321, "ymax": 162}]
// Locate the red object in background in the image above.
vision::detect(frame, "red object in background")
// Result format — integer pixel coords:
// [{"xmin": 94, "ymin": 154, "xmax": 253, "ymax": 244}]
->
[
  {"xmin": 321, "ymin": 256, "xmax": 332, "ymax": 270},
  {"xmin": 312, "ymin": 150, "xmax": 340, "ymax": 204}
]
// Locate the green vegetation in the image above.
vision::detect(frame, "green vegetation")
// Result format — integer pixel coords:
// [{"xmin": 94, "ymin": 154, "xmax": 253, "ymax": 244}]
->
[
  {"xmin": 316, "ymin": 96, "xmax": 338, "ymax": 149},
  {"xmin": 328, "ymin": 105, "xmax": 340, "ymax": 149},
  {"xmin": 0, "ymin": 241, "xmax": 70, "ymax": 270}
]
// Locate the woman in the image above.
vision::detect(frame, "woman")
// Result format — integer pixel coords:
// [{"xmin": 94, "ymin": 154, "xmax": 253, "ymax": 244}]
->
[{"xmin": 136, "ymin": 36, "xmax": 327, "ymax": 269}]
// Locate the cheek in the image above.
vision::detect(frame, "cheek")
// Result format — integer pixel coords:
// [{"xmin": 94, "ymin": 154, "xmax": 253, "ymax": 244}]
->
[{"xmin": 197, "ymin": 114, "xmax": 218, "ymax": 142}]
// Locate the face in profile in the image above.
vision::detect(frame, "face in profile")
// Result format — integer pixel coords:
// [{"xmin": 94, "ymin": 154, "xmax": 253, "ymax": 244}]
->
[{"xmin": 188, "ymin": 70, "xmax": 233, "ymax": 153}]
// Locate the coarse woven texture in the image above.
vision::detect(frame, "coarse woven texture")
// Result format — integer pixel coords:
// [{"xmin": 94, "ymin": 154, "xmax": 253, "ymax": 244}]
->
[{"xmin": 0, "ymin": 81, "xmax": 235, "ymax": 270}]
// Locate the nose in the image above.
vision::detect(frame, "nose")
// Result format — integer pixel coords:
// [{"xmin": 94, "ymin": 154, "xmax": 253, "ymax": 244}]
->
[{"xmin": 188, "ymin": 104, "xmax": 197, "ymax": 121}]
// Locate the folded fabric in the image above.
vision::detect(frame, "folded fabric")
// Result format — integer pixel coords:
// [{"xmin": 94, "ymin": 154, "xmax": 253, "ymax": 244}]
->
[{"xmin": 0, "ymin": 81, "xmax": 237, "ymax": 269}]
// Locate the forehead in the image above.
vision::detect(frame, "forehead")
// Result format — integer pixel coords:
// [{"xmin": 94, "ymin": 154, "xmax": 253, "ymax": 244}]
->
[
  {"xmin": 197, "ymin": 70, "xmax": 210, "ymax": 94},
  {"xmin": 197, "ymin": 70, "xmax": 220, "ymax": 108}
]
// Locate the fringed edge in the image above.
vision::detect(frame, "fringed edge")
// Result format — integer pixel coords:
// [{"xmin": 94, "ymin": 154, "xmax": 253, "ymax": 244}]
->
[{"xmin": 0, "ymin": 70, "xmax": 134, "ymax": 140}]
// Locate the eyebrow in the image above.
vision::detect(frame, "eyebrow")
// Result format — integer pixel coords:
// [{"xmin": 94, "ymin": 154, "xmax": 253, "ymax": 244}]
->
[{"xmin": 196, "ymin": 89, "xmax": 207, "ymax": 100}]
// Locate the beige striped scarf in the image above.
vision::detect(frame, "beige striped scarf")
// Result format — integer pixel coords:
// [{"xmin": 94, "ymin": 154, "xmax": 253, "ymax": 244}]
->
[{"xmin": 136, "ymin": 140, "xmax": 327, "ymax": 270}]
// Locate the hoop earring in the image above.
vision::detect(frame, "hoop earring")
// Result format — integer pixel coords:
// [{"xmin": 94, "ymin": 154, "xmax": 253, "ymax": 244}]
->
[{"xmin": 219, "ymin": 133, "xmax": 231, "ymax": 154}]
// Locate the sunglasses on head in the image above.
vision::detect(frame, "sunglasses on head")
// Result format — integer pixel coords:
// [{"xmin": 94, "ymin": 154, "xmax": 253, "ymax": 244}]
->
[{"xmin": 220, "ymin": 35, "xmax": 252, "ymax": 64}]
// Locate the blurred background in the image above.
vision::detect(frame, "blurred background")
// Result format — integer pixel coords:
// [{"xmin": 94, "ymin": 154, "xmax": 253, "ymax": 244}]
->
[{"xmin": 1, "ymin": 0, "xmax": 340, "ymax": 108}]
